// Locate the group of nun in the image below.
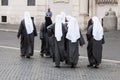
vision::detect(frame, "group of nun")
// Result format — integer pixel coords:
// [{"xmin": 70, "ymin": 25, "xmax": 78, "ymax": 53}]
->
[
  {"xmin": 17, "ymin": 11, "xmax": 105, "ymax": 68},
  {"xmin": 40, "ymin": 12, "xmax": 105, "ymax": 68}
]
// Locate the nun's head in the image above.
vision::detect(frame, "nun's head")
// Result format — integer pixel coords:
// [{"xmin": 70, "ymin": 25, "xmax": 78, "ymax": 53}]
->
[
  {"xmin": 60, "ymin": 12, "xmax": 66, "ymax": 23},
  {"xmin": 66, "ymin": 15, "xmax": 72, "ymax": 22},
  {"xmin": 24, "ymin": 11, "xmax": 31, "ymax": 19},
  {"xmin": 55, "ymin": 15, "xmax": 63, "ymax": 23},
  {"xmin": 92, "ymin": 16, "xmax": 99, "ymax": 24}
]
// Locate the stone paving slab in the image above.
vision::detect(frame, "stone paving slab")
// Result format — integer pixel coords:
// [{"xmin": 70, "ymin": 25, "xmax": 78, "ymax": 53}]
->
[{"xmin": 0, "ymin": 47, "xmax": 120, "ymax": 80}]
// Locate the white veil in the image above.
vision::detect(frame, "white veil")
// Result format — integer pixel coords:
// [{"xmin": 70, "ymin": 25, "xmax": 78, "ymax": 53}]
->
[
  {"xmin": 60, "ymin": 12, "xmax": 66, "ymax": 23},
  {"xmin": 24, "ymin": 11, "xmax": 34, "ymax": 34},
  {"xmin": 55, "ymin": 15, "xmax": 63, "ymax": 41},
  {"xmin": 66, "ymin": 17, "xmax": 80, "ymax": 42},
  {"xmin": 92, "ymin": 16, "xmax": 103, "ymax": 41}
]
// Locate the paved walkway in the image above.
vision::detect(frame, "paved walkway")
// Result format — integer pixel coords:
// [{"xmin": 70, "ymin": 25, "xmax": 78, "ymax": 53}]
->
[
  {"xmin": 0, "ymin": 24, "xmax": 120, "ymax": 80},
  {"xmin": 0, "ymin": 47, "xmax": 120, "ymax": 80}
]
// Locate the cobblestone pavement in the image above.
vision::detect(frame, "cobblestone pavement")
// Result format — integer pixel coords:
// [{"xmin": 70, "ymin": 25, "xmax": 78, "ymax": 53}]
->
[{"xmin": 0, "ymin": 47, "xmax": 120, "ymax": 80}]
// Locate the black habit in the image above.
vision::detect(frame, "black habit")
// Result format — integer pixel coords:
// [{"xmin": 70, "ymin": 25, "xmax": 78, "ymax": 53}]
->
[
  {"xmin": 40, "ymin": 17, "xmax": 52, "ymax": 56},
  {"xmin": 66, "ymin": 31, "xmax": 85, "ymax": 67},
  {"xmin": 17, "ymin": 20, "xmax": 37, "ymax": 57},
  {"xmin": 86, "ymin": 25, "xmax": 105, "ymax": 66},
  {"xmin": 47, "ymin": 23, "xmax": 68, "ymax": 66}
]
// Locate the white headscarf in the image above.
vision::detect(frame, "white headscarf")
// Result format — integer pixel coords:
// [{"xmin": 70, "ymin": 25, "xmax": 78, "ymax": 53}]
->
[
  {"xmin": 24, "ymin": 11, "xmax": 34, "ymax": 34},
  {"xmin": 92, "ymin": 16, "xmax": 103, "ymax": 41},
  {"xmin": 55, "ymin": 15, "xmax": 63, "ymax": 41},
  {"xmin": 60, "ymin": 12, "xmax": 66, "ymax": 23},
  {"xmin": 66, "ymin": 17, "xmax": 80, "ymax": 43},
  {"xmin": 66, "ymin": 15, "xmax": 72, "ymax": 22}
]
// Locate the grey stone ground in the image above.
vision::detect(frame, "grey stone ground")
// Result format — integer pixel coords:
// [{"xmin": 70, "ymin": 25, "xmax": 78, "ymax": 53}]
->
[
  {"xmin": 0, "ymin": 24, "xmax": 120, "ymax": 80},
  {"xmin": 0, "ymin": 47, "xmax": 120, "ymax": 80}
]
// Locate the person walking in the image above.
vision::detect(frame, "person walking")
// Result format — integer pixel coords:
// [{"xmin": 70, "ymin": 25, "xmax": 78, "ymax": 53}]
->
[
  {"xmin": 40, "ymin": 16, "xmax": 52, "ymax": 57},
  {"xmin": 47, "ymin": 15, "xmax": 67, "ymax": 68},
  {"xmin": 17, "ymin": 11, "xmax": 37, "ymax": 58},
  {"xmin": 86, "ymin": 16, "xmax": 105, "ymax": 68},
  {"xmin": 65, "ymin": 16, "xmax": 85, "ymax": 68}
]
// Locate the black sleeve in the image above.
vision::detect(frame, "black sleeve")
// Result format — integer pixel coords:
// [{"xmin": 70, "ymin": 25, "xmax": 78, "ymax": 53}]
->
[
  {"xmin": 47, "ymin": 23, "xmax": 55, "ymax": 37},
  {"xmin": 86, "ymin": 25, "xmax": 93, "ymax": 41},
  {"xmin": 79, "ymin": 31, "xmax": 85, "ymax": 46},
  {"xmin": 102, "ymin": 35, "xmax": 105, "ymax": 44},
  {"xmin": 39, "ymin": 23, "xmax": 45, "ymax": 39},
  {"xmin": 33, "ymin": 21, "xmax": 37, "ymax": 36},
  {"xmin": 17, "ymin": 21, "xmax": 23, "ymax": 38}
]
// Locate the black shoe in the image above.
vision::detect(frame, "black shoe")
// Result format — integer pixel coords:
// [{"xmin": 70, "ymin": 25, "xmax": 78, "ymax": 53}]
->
[
  {"xmin": 49, "ymin": 55, "xmax": 52, "ymax": 58},
  {"xmin": 87, "ymin": 64, "xmax": 93, "ymax": 67},
  {"xmin": 26, "ymin": 56, "xmax": 30, "ymax": 58},
  {"xmin": 40, "ymin": 54, "xmax": 44, "ymax": 57},
  {"xmin": 65, "ymin": 61, "xmax": 70, "ymax": 65},
  {"xmin": 93, "ymin": 65, "xmax": 99, "ymax": 69},
  {"xmin": 41, "ymin": 50, "xmax": 46, "ymax": 53},
  {"xmin": 29, "ymin": 53, "xmax": 33, "ymax": 56},
  {"xmin": 45, "ymin": 54, "xmax": 51, "ymax": 58},
  {"xmin": 71, "ymin": 65, "xmax": 76, "ymax": 68},
  {"xmin": 20, "ymin": 55, "xmax": 25, "ymax": 57},
  {"xmin": 55, "ymin": 66, "xmax": 60, "ymax": 68}
]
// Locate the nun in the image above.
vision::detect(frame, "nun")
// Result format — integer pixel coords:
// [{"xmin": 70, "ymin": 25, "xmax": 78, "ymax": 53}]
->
[
  {"xmin": 66, "ymin": 16, "xmax": 85, "ymax": 68},
  {"xmin": 60, "ymin": 12, "xmax": 66, "ymax": 23},
  {"xmin": 40, "ymin": 16, "xmax": 52, "ymax": 57},
  {"xmin": 47, "ymin": 15, "xmax": 67, "ymax": 68},
  {"xmin": 86, "ymin": 18, "xmax": 93, "ymax": 67},
  {"xmin": 86, "ymin": 16, "xmax": 105, "ymax": 68},
  {"xmin": 17, "ymin": 11, "xmax": 37, "ymax": 58}
]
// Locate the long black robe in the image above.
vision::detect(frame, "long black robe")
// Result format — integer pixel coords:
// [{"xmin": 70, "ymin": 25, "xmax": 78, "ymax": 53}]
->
[
  {"xmin": 86, "ymin": 25, "xmax": 105, "ymax": 66},
  {"xmin": 47, "ymin": 23, "xmax": 67, "ymax": 66},
  {"xmin": 66, "ymin": 31, "xmax": 85, "ymax": 66},
  {"xmin": 17, "ymin": 20, "xmax": 37, "ymax": 57},
  {"xmin": 40, "ymin": 17, "xmax": 52, "ymax": 56},
  {"xmin": 40, "ymin": 22, "xmax": 49, "ymax": 54}
]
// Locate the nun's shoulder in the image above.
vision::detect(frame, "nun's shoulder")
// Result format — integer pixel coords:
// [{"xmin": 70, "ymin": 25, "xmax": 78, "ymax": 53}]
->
[
  {"xmin": 21, "ymin": 19, "xmax": 24, "ymax": 23},
  {"xmin": 88, "ymin": 25, "xmax": 93, "ymax": 30},
  {"xmin": 20, "ymin": 19, "xmax": 25, "ymax": 25},
  {"xmin": 62, "ymin": 23, "xmax": 67, "ymax": 28},
  {"xmin": 41, "ymin": 22, "xmax": 45, "ymax": 25}
]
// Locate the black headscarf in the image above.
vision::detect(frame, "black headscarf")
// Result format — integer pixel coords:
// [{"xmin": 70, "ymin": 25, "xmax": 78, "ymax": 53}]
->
[
  {"xmin": 87, "ymin": 19, "xmax": 92, "ymax": 30},
  {"xmin": 45, "ymin": 17, "xmax": 52, "ymax": 32}
]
